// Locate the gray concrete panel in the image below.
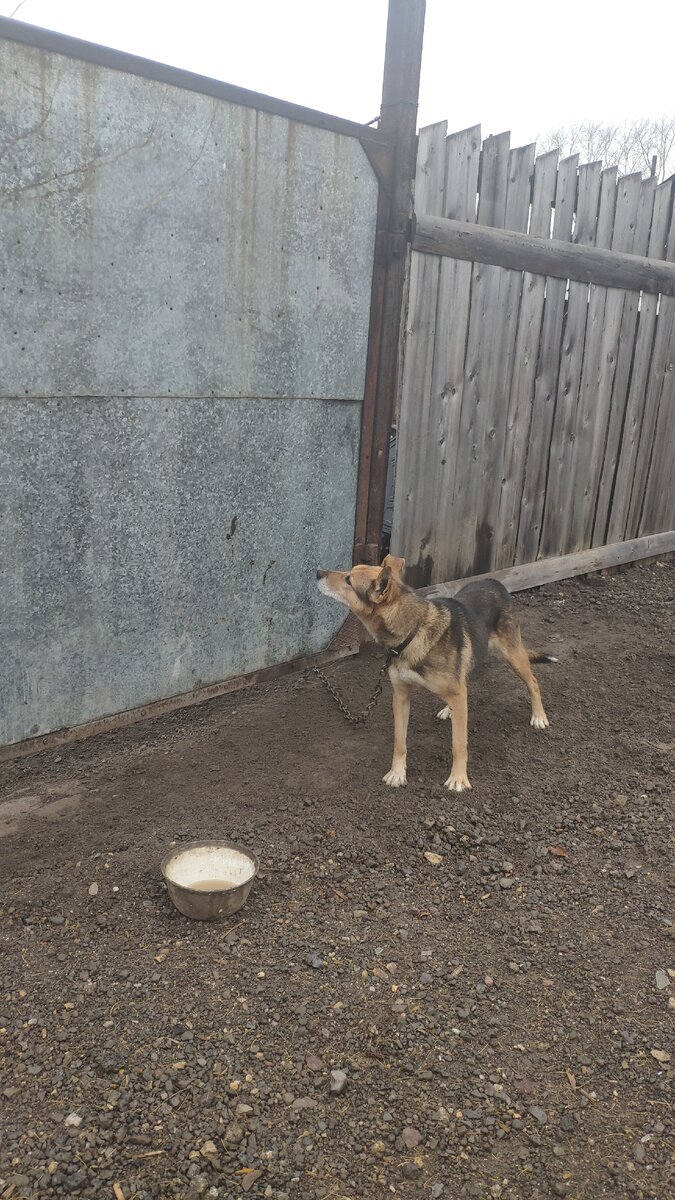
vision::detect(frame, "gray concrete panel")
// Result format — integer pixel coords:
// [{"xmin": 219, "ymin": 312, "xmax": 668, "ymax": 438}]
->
[
  {"xmin": 0, "ymin": 396, "xmax": 360, "ymax": 745},
  {"xmin": 0, "ymin": 41, "xmax": 376, "ymax": 402},
  {"xmin": 0, "ymin": 35, "xmax": 377, "ymax": 746}
]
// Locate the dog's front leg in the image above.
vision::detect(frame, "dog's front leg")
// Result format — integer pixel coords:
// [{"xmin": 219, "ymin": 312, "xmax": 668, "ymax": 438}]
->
[
  {"xmin": 383, "ymin": 669, "xmax": 411, "ymax": 787},
  {"xmin": 443, "ymin": 684, "xmax": 471, "ymax": 792}
]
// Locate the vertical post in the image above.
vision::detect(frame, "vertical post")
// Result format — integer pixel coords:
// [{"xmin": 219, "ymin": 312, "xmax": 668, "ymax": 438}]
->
[{"xmin": 353, "ymin": 0, "xmax": 426, "ymax": 564}]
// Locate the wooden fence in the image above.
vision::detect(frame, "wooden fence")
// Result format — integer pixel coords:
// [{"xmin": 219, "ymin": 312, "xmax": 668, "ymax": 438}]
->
[{"xmin": 392, "ymin": 122, "xmax": 675, "ymax": 586}]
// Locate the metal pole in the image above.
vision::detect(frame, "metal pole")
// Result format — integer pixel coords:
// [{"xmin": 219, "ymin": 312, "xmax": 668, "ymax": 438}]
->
[{"xmin": 354, "ymin": 0, "xmax": 426, "ymax": 564}]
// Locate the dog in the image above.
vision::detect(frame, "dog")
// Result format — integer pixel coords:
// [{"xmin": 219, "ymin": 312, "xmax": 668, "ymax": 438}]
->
[{"xmin": 316, "ymin": 555, "xmax": 557, "ymax": 792}]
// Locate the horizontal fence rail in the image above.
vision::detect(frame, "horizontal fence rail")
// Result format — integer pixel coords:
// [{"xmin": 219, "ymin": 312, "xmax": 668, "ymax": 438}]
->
[{"xmin": 412, "ymin": 213, "xmax": 675, "ymax": 296}]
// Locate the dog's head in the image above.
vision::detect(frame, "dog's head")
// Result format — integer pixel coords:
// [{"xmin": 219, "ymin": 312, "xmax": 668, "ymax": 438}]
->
[{"xmin": 316, "ymin": 555, "xmax": 406, "ymax": 620}]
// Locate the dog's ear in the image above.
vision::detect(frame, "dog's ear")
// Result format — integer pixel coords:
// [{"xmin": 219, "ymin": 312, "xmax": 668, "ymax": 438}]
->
[
  {"xmin": 372, "ymin": 563, "xmax": 392, "ymax": 602},
  {"xmin": 382, "ymin": 554, "xmax": 405, "ymax": 576}
]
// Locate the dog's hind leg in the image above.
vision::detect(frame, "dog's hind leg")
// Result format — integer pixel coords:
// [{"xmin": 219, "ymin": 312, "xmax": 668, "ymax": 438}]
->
[
  {"xmin": 491, "ymin": 619, "xmax": 550, "ymax": 729},
  {"xmin": 383, "ymin": 671, "xmax": 411, "ymax": 787},
  {"xmin": 442, "ymin": 683, "xmax": 471, "ymax": 792}
]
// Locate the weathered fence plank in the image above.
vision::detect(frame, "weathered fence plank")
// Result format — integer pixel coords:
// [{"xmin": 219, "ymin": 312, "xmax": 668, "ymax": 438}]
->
[
  {"xmin": 608, "ymin": 179, "xmax": 674, "ymax": 542},
  {"xmin": 636, "ymin": 203, "xmax": 675, "ymax": 536},
  {"xmin": 496, "ymin": 149, "xmax": 559, "ymax": 566},
  {"xmin": 593, "ymin": 176, "xmax": 657, "ymax": 544},
  {"xmin": 426, "ymin": 125, "xmax": 481, "ymax": 582},
  {"xmin": 567, "ymin": 169, "xmax": 645, "ymax": 552},
  {"xmin": 451, "ymin": 132, "xmax": 511, "ymax": 577},
  {"xmin": 516, "ymin": 155, "xmax": 579, "ymax": 564},
  {"xmin": 470, "ymin": 142, "xmax": 536, "ymax": 574},
  {"xmin": 391, "ymin": 122, "xmax": 447, "ymax": 584},
  {"xmin": 540, "ymin": 160, "xmax": 603, "ymax": 558}
]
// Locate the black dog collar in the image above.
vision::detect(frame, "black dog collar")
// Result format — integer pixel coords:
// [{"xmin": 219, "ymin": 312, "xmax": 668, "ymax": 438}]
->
[{"xmin": 389, "ymin": 626, "xmax": 420, "ymax": 658}]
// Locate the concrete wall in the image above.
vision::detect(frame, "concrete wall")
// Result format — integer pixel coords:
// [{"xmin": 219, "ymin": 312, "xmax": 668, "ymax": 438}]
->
[{"xmin": 0, "ymin": 36, "xmax": 377, "ymax": 747}]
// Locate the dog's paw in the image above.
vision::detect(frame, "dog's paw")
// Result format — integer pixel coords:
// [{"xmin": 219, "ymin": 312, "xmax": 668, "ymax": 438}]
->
[
  {"xmin": 530, "ymin": 713, "xmax": 550, "ymax": 730},
  {"xmin": 383, "ymin": 765, "xmax": 407, "ymax": 788},
  {"xmin": 436, "ymin": 705, "xmax": 451, "ymax": 721},
  {"xmin": 444, "ymin": 771, "xmax": 472, "ymax": 792}
]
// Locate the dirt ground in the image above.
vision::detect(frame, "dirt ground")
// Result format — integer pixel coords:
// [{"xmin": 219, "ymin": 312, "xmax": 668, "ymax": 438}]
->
[{"xmin": 1, "ymin": 560, "xmax": 673, "ymax": 1200}]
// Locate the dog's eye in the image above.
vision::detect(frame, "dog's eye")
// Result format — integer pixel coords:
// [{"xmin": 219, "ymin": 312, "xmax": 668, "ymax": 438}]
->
[{"xmin": 345, "ymin": 575, "xmax": 352, "ymax": 587}]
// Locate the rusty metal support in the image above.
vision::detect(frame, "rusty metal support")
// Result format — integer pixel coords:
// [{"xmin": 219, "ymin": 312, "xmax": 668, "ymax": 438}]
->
[
  {"xmin": 0, "ymin": 15, "xmax": 389, "ymax": 151},
  {"xmin": 354, "ymin": 0, "xmax": 426, "ymax": 565}
]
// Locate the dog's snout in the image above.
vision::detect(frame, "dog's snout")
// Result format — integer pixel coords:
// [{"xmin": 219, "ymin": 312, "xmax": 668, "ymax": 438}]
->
[{"xmin": 316, "ymin": 569, "xmax": 325, "ymax": 580}]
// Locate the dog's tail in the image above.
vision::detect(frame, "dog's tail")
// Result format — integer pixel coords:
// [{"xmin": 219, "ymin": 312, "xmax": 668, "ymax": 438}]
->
[{"xmin": 528, "ymin": 650, "xmax": 559, "ymax": 664}]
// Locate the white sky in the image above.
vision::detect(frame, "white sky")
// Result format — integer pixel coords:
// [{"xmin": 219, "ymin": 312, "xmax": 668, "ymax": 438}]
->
[{"xmin": 2, "ymin": 0, "xmax": 674, "ymax": 146}]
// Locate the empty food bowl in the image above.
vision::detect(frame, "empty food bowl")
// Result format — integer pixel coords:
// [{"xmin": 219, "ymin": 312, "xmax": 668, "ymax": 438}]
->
[{"xmin": 161, "ymin": 839, "xmax": 259, "ymax": 920}]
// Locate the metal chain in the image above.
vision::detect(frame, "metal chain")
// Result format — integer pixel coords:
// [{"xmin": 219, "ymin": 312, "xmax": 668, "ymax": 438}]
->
[{"xmin": 312, "ymin": 655, "xmax": 392, "ymax": 725}]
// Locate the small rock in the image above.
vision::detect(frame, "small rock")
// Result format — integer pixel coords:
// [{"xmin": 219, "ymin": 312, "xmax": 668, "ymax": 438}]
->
[
  {"xmin": 88, "ymin": 883, "xmax": 99, "ymax": 897},
  {"xmin": 633, "ymin": 1143, "xmax": 647, "ymax": 1163},
  {"xmin": 241, "ymin": 1171, "xmax": 263, "ymax": 1193},
  {"xmin": 431, "ymin": 1186, "xmax": 444, "ymax": 1199},
  {"xmin": 650, "ymin": 1048, "xmax": 671, "ymax": 1063},
  {"xmin": 401, "ymin": 1163, "xmax": 422, "ymax": 1181},
  {"xmin": 529, "ymin": 1105, "xmax": 548, "ymax": 1125},
  {"xmin": 64, "ymin": 1113, "xmax": 82, "ymax": 1127},
  {"xmin": 401, "ymin": 1125, "xmax": 423, "ymax": 1149},
  {"xmin": 655, "ymin": 969, "xmax": 670, "ymax": 990},
  {"xmin": 292, "ymin": 1097, "xmax": 318, "ymax": 1110},
  {"xmin": 306, "ymin": 1054, "xmax": 323, "ymax": 1072},
  {"xmin": 329, "ymin": 1069, "xmax": 348, "ymax": 1095},
  {"xmin": 200, "ymin": 1140, "xmax": 219, "ymax": 1159},
  {"xmin": 186, "ymin": 1177, "xmax": 209, "ymax": 1198},
  {"xmin": 307, "ymin": 953, "xmax": 323, "ymax": 969},
  {"xmin": 499, "ymin": 877, "xmax": 515, "ymax": 889},
  {"xmin": 424, "ymin": 852, "xmax": 443, "ymax": 866}
]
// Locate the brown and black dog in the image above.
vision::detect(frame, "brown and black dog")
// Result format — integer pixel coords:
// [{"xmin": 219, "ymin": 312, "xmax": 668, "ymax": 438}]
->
[{"xmin": 316, "ymin": 556, "xmax": 557, "ymax": 792}]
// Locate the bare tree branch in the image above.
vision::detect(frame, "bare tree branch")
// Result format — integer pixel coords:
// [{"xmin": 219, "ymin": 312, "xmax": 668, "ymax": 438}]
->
[{"xmin": 535, "ymin": 117, "xmax": 675, "ymax": 182}]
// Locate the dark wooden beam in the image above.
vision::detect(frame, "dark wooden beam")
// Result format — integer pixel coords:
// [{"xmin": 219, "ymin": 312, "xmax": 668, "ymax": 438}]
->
[
  {"xmin": 412, "ymin": 209, "xmax": 675, "ymax": 296},
  {"xmin": 354, "ymin": 0, "xmax": 426, "ymax": 565},
  {"xmin": 420, "ymin": 530, "xmax": 675, "ymax": 598}
]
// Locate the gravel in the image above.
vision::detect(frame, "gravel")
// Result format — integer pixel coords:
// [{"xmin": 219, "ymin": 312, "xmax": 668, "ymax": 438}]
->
[{"xmin": 0, "ymin": 560, "xmax": 673, "ymax": 1199}]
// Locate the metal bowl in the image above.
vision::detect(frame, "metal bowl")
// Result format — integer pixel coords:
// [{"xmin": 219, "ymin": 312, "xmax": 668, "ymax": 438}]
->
[{"xmin": 161, "ymin": 839, "xmax": 259, "ymax": 921}]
